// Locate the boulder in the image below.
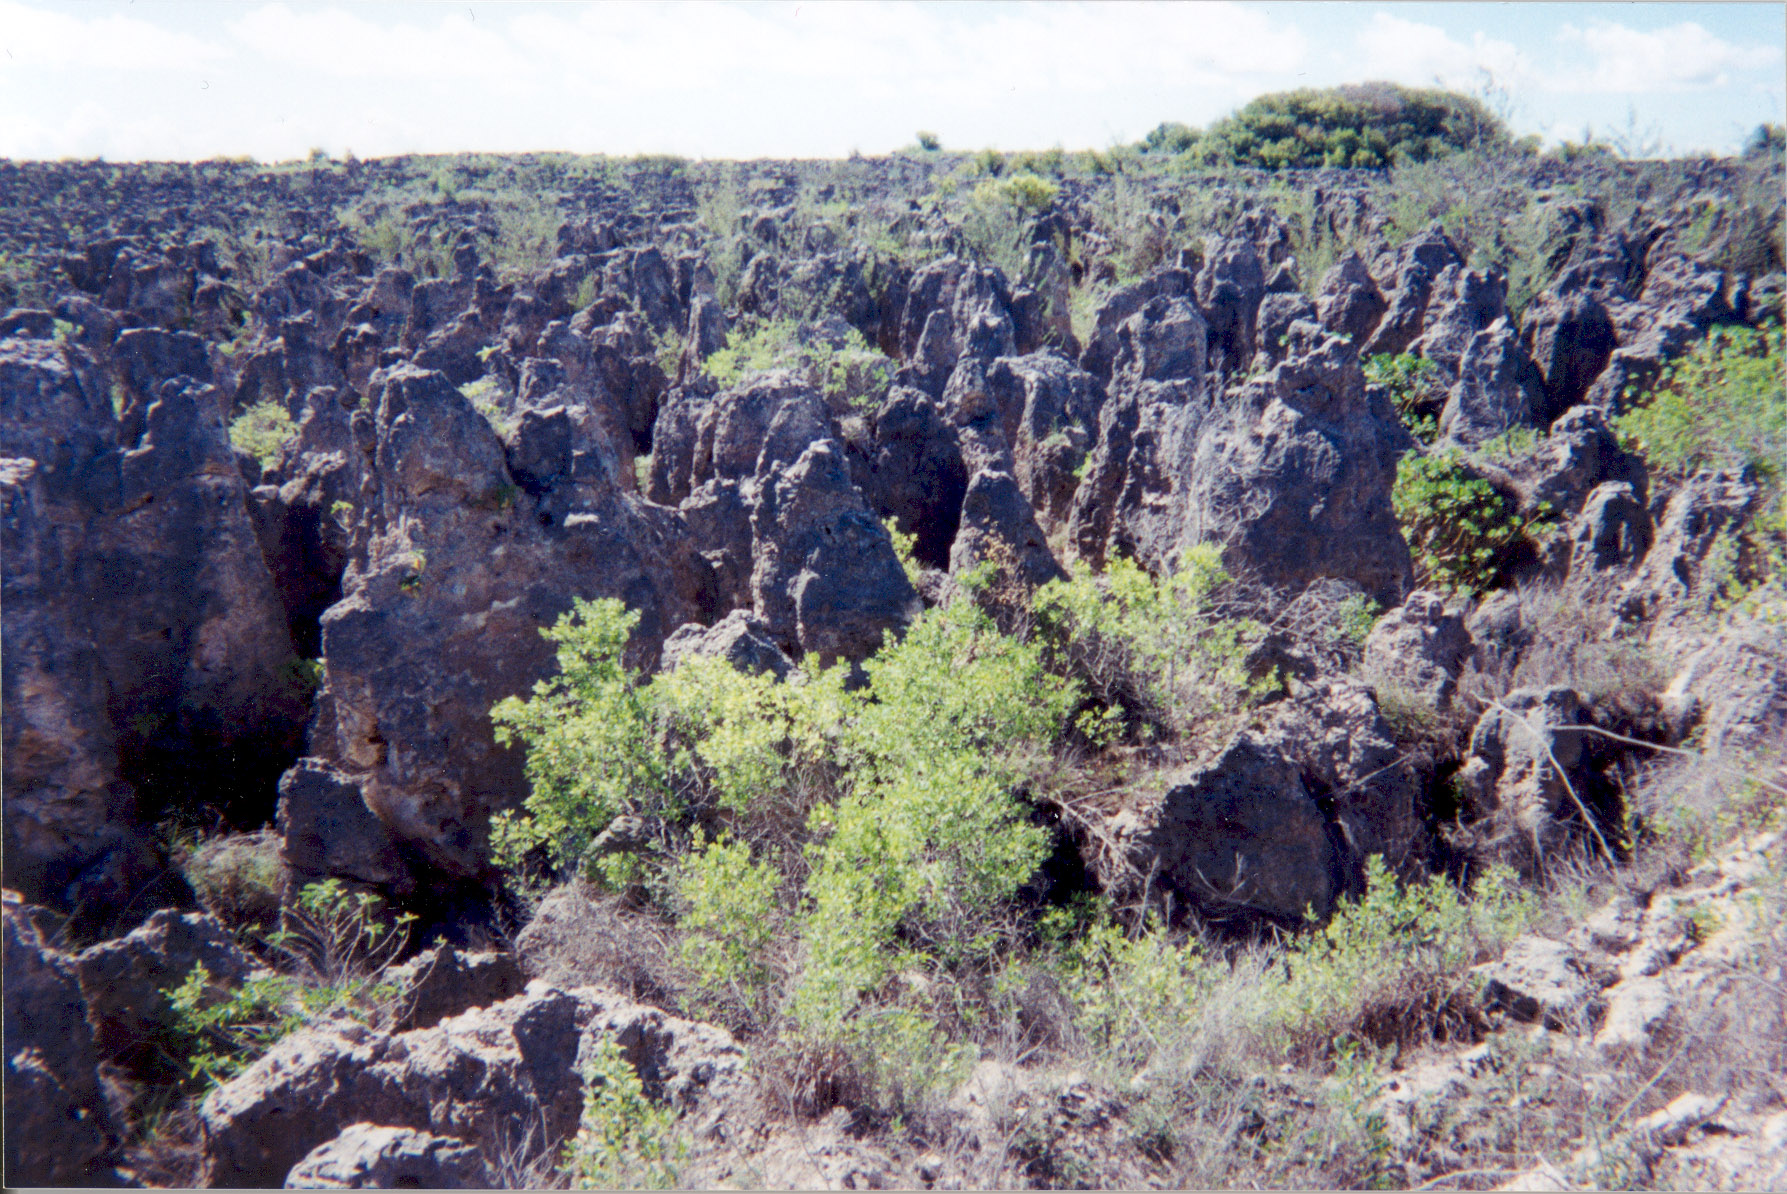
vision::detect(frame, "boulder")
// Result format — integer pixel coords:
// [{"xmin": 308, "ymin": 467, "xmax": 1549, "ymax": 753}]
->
[
  {"xmin": 277, "ymin": 759, "xmax": 411, "ymax": 892},
  {"xmin": 1114, "ymin": 734, "xmax": 1339, "ymax": 924},
  {"xmin": 1070, "ymin": 319, "xmax": 1412, "ymax": 606},
  {"xmin": 385, "ymin": 944, "xmax": 527, "ymax": 1032},
  {"xmin": 1254, "ymin": 290, "xmax": 1318, "ymax": 366},
  {"xmin": 1474, "ymin": 936, "xmax": 1602, "ymax": 1028},
  {"xmin": 72, "ymin": 908, "xmax": 258, "ymax": 1074},
  {"xmin": 947, "ymin": 468, "xmax": 1066, "ymax": 590},
  {"xmin": 284, "ymin": 1123, "xmax": 492, "ymax": 1190},
  {"xmin": 894, "ymin": 256, "xmax": 1018, "ymax": 399},
  {"xmin": 3, "ymin": 337, "xmax": 305, "ymax": 923},
  {"xmin": 1363, "ymin": 226, "xmax": 1464, "ymax": 358},
  {"xmin": 1453, "ymin": 687, "xmax": 1611, "ymax": 870},
  {"xmin": 1315, "ymin": 250, "xmax": 1386, "ymax": 346},
  {"xmin": 1438, "ymin": 320, "xmax": 1549, "ymax": 447},
  {"xmin": 748, "ymin": 438, "xmax": 919, "ymax": 662},
  {"xmin": 981, "ymin": 352, "xmax": 1102, "ymax": 531},
  {"xmin": 198, "ymin": 981, "xmax": 750, "ymax": 1189},
  {"xmin": 1620, "ymin": 470, "xmax": 1758, "ymax": 623},
  {"xmin": 1182, "ymin": 322, "xmax": 1413, "ymax": 605},
  {"xmin": 1408, "ymin": 265, "xmax": 1508, "ymax": 382},
  {"xmin": 1659, "ymin": 631, "xmax": 1787, "ymax": 753},
  {"xmin": 1075, "ymin": 267, "xmax": 1195, "ymax": 384},
  {"xmin": 654, "ymin": 374, "xmax": 918, "ymax": 661},
  {"xmin": 1259, "ymin": 676, "xmax": 1431, "ymax": 881},
  {"xmin": 863, "ymin": 386, "xmax": 967, "ymax": 568},
  {"xmin": 310, "ymin": 365, "xmax": 710, "ymax": 886},
  {"xmin": 1520, "ymin": 287, "xmax": 1618, "ymax": 413},
  {"xmin": 661, "ymin": 609, "xmax": 797, "ymax": 679},
  {"xmin": 1363, "ymin": 590, "xmax": 1474, "ymax": 711},
  {"xmin": 1567, "ymin": 482, "xmax": 1652, "ymax": 594}
]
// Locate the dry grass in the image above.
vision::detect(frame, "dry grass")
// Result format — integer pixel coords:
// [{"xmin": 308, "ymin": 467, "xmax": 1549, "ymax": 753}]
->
[{"xmin": 513, "ymin": 883, "xmax": 690, "ymax": 1012}]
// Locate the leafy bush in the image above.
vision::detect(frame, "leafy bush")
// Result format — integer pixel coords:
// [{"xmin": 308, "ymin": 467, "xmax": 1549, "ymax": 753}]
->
[
  {"xmin": 490, "ymin": 599, "xmax": 675, "ymax": 886},
  {"xmin": 960, "ymin": 173, "xmax": 1058, "ymax": 281},
  {"xmin": 674, "ymin": 833, "xmax": 782, "ymax": 1028},
  {"xmin": 915, "ymin": 130, "xmax": 942, "ymax": 152},
  {"xmin": 1264, "ymin": 856, "xmax": 1537, "ymax": 1050},
  {"xmin": 1139, "ymin": 121, "xmax": 1202, "ymax": 156},
  {"xmin": 1034, "ymin": 544, "xmax": 1270, "ymax": 736},
  {"xmin": 161, "ymin": 880, "xmax": 413, "ymax": 1092},
  {"xmin": 228, "ymin": 401, "xmax": 297, "ymax": 470},
  {"xmin": 563, "ymin": 1034, "xmax": 686, "ymax": 1190},
  {"xmin": 493, "ymin": 593, "xmax": 1078, "ymax": 1110},
  {"xmin": 1195, "ymin": 82, "xmax": 1511, "ymax": 170},
  {"xmin": 701, "ymin": 317, "xmax": 892, "ymax": 411},
  {"xmin": 163, "ymin": 964, "xmax": 300, "ymax": 1090},
  {"xmin": 1615, "ymin": 323, "xmax": 1785, "ymax": 484},
  {"xmin": 267, "ymin": 877, "xmax": 416, "ymax": 989},
  {"xmin": 1364, "ymin": 352, "xmax": 1446, "ymax": 443},
  {"xmin": 794, "ymin": 597, "xmax": 1080, "ymax": 1036},
  {"xmin": 1050, "ymin": 909, "xmax": 1212, "ymax": 1074},
  {"xmin": 1393, "ymin": 450, "xmax": 1543, "ymax": 595},
  {"xmin": 1618, "ymin": 324, "xmax": 1786, "ymax": 615}
]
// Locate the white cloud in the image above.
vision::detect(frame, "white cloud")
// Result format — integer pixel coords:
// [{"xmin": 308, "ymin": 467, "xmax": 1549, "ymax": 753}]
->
[
  {"xmin": 0, "ymin": 0, "xmax": 225, "ymax": 70},
  {"xmin": 228, "ymin": 3, "xmax": 525, "ymax": 80},
  {"xmin": 1353, "ymin": 12, "xmax": 1533, "ymax": 93},
  {"xmin": 1556, "ymin": 20, "xmax": 1781, "ymax": 93}
]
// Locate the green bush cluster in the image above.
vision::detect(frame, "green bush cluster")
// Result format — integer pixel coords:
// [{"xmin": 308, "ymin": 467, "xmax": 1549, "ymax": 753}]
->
[
  {"xmin": 1618, "ymin": 323, "xmax": 1787, "ymax": 615},
  {"xmin": 1616, "ymin": 323, "xmax": 1785, "ymax": 484},
  {"xmin": 700, "ymin": 316, "xmax": 892, "ymax": 411},
  {"xmin": 960, "ymin": 172, "xmax": 1059, "ymax": 282},
  {"xmin": 1186, "ymin": 82, "xmax": 1512, "ymax": 170},
  {"xmin": 563, "ymin": 1035, "xmax": 686, "ymax": 1190},
  {"xmin": 1034, "ymin": 544, "xmax": 1271, "ymax": 737},
  {"xmin": 1265, "ymin": 856, "xmax": 1535, "ymax": 1047},
  {"xmin": 1364, "ymin": 352, "xmax": 1446, "ymax": 443},
  {"xmin": 162, "ymin": 880, "xmax": 414, "ymax": 1092},
  {"xmin": 228, "ymin": 401, "xmax": 298, "ymax": 470},
  {"xmin": 491, "ymin": 591, "xmax": 1079, "ymax": 1101},
  {"xmin": 1393, "ymin": 450, "xmax": 1543, "ymax": 595}
]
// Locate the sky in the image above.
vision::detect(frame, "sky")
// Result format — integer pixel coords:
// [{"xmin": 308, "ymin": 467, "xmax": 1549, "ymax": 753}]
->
[{"xmin": 1, "ymin": 1, "xmax": 1782, "ymax": 163}]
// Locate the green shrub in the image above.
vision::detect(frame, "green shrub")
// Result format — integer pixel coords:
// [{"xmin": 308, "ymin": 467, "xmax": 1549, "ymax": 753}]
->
[
  {"xmin": 960, "ymin": 174, "xmax": 1057, "ymax": 281},
  {"xmin": 489, "ymin": 599, "xmax": 675, "ymax": 885},
  {"xmin": 795, "ymin": 597, "xmax": 1080, "ymax": 1034},
  {"xmin": 1196, "ymin": 82, "xmax": 1510, "ymax": 170},
  {"xmin": 1050, "ymin": 909, "xmax": 1212, "ymax": 1074},
  {"xmin": 701, "ymin": 317, "xmax": 892, "ymax": 411},
  {"xmin": 228, "ymin": 401, "xmax": 297, "ymax": 470},
  {"xmin": 915, "ymin": 130, "xmax": 942, "ymax": 152},
  {"xmin": 1393, "ymin": 450, "xmax": 1543, "ymax": 595},
  {"xmin": 1264, "ymin": 856, "xmax": 1536, "ymax": 1049},
  {"xmin": 1615, "ymin": 323, "xmax": 1785, "ymax": 483},
  {"xmin": 675, "ymin": 834, "xmax": 781, "ymax": 1028},
  {"xmin": 1139, "ymin": 121, "xmax": 1202, "ymax": 156},
  {"xmin": 163, "ymin": 963, "xmax": 300, "ymax": 1090},
  {"xmin": 161, "ymin": 880, "xmax": 413, "ymax": 1092},
  {"xmin": 1364, "ymin": 352, "xmax": 1446, "ymax": 443},
  {"xmin": 563, "ymin": 1034, "xmax": 686, "ymax": 1190},
  {"xmin": 493, "ymin": 592, "xmax": 1079, "ymax": 1110},
  {"xmin": 1034, "ymin": 544, "xmax": 1270, "ymax": 735}
]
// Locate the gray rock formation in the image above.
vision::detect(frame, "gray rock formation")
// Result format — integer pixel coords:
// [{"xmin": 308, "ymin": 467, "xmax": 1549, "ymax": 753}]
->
[
  {"xmin": 3, "ymin": 893, "xmax": 119, "ymax": 1186},
  {"xmin": 1363, "ymin": 590, "xmax": 1474, "ymax": 710},
  {"xmin": 284, "ymin": 1123, "xmax": 492, "ymax": 1189},
  {"xmin": 199, "ymin": 981, "xmax": 750, "ymax": 1188}
]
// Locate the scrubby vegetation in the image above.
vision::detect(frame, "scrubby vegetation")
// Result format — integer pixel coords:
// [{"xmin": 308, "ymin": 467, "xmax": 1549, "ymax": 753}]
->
[{"xmin": 1170, "ymin": 82, "xmax": 1516, "ymax": 171}]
